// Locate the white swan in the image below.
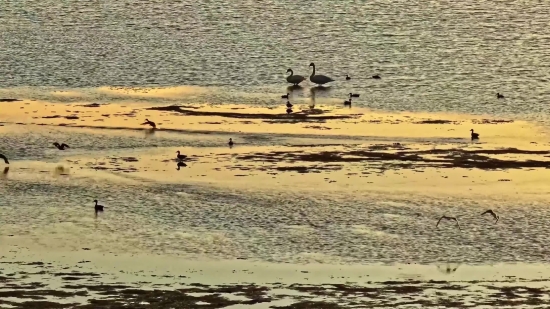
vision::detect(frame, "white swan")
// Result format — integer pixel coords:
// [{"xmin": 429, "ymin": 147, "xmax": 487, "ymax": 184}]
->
[
  {"xmin": 286, "ymin": 69, "xmax": 306, "ymax": 86},
  {"xmin": 309, "ymin": 63, "xmax": 334, "ymax": 86}
]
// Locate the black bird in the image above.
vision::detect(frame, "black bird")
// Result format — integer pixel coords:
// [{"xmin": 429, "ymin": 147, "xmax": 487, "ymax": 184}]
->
[
  {"xmin": 481, "ymin": 209, "xmax": 499, "ymax": 223},
  {"xmin": 436, "ymin": 216, "xmax": 461, "ymax": 230},
  {"xmin": 286, "ymin": 108, "xmax": 293, "ymax": 114},
  {"xmin": 0, "ymin": 153, "xmax": 8, "ymax": 164},
  {"xmin": 141, "ymin": 119, "xmax": 156, "ymax": 129},
  {"xmin": 281, "ymin": 93, "xmax": 289, "ymax": 99},
  {"xmin": 286, "ymin": 101, "xmax": 293, "ymax": 108},
  {"xmin": 228, "ymin": 138, "xmax": 234, "ymax": 147},
  {"xmin": 349, "ymin": 93, "xmax": 360, "ymax": 98},
  {"xmin": 344, "ymin": 98, "xmax": 352, "ymax": 106},
  {"xmin": 93, "ymin": 199, "xmax": 105, "ymax": 217},
  {"xmin": 346, "ymin": 74, "xmax": 351, "ymax": 80},
  {"xmin": 470, "ymin": 129, "xmax": 479, "ymax": 140},
  {"xmin": 53, "ymin": 142, "xmax": 70, "ymax": 150},
  {"xmin": 176, "ymin": 161, "xmax": 187, "ymax": 170},
  {"xmin": 1, "ymin": 166, "xmax": 9, "ymax": 178},
  {"xmin": 372, "ymin": 75, "xmax": 381, "ymax": 79},
  {"xmin": 497, "ymin": 93, "xmax": 504, "ymax": 99},
  {"xmin": 176, "ymin": 151, "xmax": 187, "ymax": 161}
]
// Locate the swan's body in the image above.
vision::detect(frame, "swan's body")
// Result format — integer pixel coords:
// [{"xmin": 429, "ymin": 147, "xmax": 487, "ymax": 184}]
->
[
  {"xmin": 142, "ymin": 119, "xmax": 156, "ymax": 129},
  {"xmin": 281, "ymin": 93, "xmax": 289, "ymax": 99},
  {"xmin": 228, "ymin": 138, "xmax": 234, "ymax": 147},
  {"xmin": 53, "ymin": 142, "xmax": 70, "ymax": 150},
  {"xmin": 497, "ymin": 93, "xmax": 504, "ymax": 99},
  {"xmin": 436, "ymin": 216, "xmax": 461, "ymax": 230},
  {"xmin": 177, "ymin": 161, "xmax": 187, "ymax": 170},
  {"xmin": 286, "ymin": 101, "xmax": 293, "ymax": 108},
  {"xmin": 0, "ymin": 153, "xmax": 8, "ymax": 164},
  {"xmin": 372, "ymin": 75, "xmax": 381, "ymax": 79},
  {"xmin": 309, "ymin": 63, "xmax": 334, "ymax": 86},
  {"xmin": 346, "ymin": 75, "xmax": 351, "ymax": 80},
  {"xmin": 344, "ymin": 98, "xmax": 352, "ymax": 106},
  {"xmin": 93, "ymin": 199, "xmax": 104, "ymax": 217},
  {"xmin": 176, "ymin": 151, "xmax": 187, "ymax": 161},
  {"xmin": 349, "ymin": 93, "xmax": 360, "ymax": 98},
  {"xmin": 286, "ymin": 69, "xmax": 306, "ymax": 86},
  {"xmin": 470, "ymin": 129, "xmax": 479, "ymax": 140},
  {"xmin": 481, "ymin": 209, "xmax": 499, "ymax": 223}
]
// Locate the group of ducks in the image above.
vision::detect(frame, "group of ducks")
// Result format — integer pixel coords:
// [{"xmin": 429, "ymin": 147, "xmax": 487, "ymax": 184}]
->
[{"xmin": 436, "ymin": 209, "xmax": 499, "ymax": 230}]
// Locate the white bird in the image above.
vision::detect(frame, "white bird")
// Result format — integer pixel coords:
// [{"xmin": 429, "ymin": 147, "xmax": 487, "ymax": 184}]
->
[
  {"xmin": 286, "ymin": 69, "xmax": 306, "ymax": 86},
  {"xmin": 481, "ymin": 209, "xmax": 499, "ymax": 223},
  {"xmin": 436, "ymin": 216, "xmax": 461, "ymax": 230},
  {"xmin": 309, "ymin": 63, "xmax": 334, "ymax": 86}
]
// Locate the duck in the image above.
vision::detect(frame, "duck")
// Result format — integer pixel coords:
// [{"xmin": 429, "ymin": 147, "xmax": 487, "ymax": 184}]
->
[
  {"xmin": 344, "ymin": 98, "xmax": 352, "ymax": 106},
  {"xmin": 53, "ymin": 142, "xmax": 70, "ymax": 150},
  {"xmin": 349, "ymin": 93, "xmax": 360, "ymax": 98},
  {"xmin": 470, "ymin": 129, "xmax": 479, "ymax": 140},
  {"xmin": 286, "ymin": 69, "xmax": 306, "ymax": 86},
  {"xmin": 281, "ymin": 93, "xmax": 289, "ymax": 99},
  {"xmin": 286, "ymin": 108, "xmax": 293, "ymax": 114},
  {"xmin": 141, "ymin": 118, "xmax": 156, "ymax": 129},
  {"xmin": 176, "ymin": 161, "xmax": 187, "ymax": 170},
  {"xmin": 93, "ymin": 200, "xmax": 105, "ymax": 217},
  {"xmin": 0, "ymin": 153, "xmax": 8, "ymax": 164},
  {"xmin": 309, "ymin": 63, "xmax": 334, "ymax": 86},
  {"xmin": 346, "ymin": 75, "xmax": 351, "ymax": 80},
  {"xmin": 228, "ymin": 138, "xmax": 234, "ymax": 147},
  {"xmin": 372, "ymin": 75, "xmax": 381, "ymax": 79},
  {"xmin": 286, "ymin": 101, "xmax": 293, "ymax": 108},
  {"xmin": 496, "ymin": 93, "xmax": 504, "ymax": 99},
  {"xmin": 176, "ymin": 151, "xmax": 187, "ymax": 161}
]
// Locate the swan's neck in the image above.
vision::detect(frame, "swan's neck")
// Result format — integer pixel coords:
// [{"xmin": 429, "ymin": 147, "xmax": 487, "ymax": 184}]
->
[
  {"xmin": 288, "ymin": 70, "xmax": 293, "ymax": 77},
  {"xmin": 310, "ymin": 65, "xmax": 315, "ymax": 77}
]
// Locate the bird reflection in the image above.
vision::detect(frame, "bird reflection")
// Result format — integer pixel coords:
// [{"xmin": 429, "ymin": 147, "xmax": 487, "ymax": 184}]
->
[
  {"xmin": 286, "ymin": 85, "xmax": 303, "ymax": 92},
  {"xmin": 145, "ymin": 128, "xmax": 156, "ymax": 137},
  {"xmin": 310, "ymin": 85, "xmax": 331, "ymax": 96},
  {"xmin": 53, "ymin": 165, "xmax": 69, "ymax": 176},
  {"xmin": 437, "ymin": 263, "xmax": 461, "ymax": 274},
  {"xmin": 1, "ymin": 166, "xmax": 9, "ymax": 179},
  {"xmin": 176, "ymin": 161, "xmax": 187, "ymax": 170}
]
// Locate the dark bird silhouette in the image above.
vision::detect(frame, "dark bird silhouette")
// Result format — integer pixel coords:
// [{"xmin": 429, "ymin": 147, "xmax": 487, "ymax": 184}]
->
[
  {"xmin": 349, "ymin": 93, "xmax": 360, "ymax": 98},
  {"xmin": 228, "ymin": 138, "xmax": 234, "ymax": 148},
  {"xmin": 176, "ymin": 151, "xmax": 187, "ymax": 161},
  {"xmin": 176, "ymin": 161, "xmax": 187, "ymax": 170},
  {"xmin": 1, "ymin": 166, "xmax": 9, "ymax": 178},
  {"xmin": 346, "ymin": 74, "xmax": 351, "ymax": 80},
  {"xmin": 497, "ymin": 93, "xmax": 504, "ymax": 99},
  {"xmin": 372, "ymin": 75, "xmax": 381, "ymax": 79},
  {"xmin": 53, "ymin": 142, "xmax": 70, "ymax": 150},
  {"xmin": 141, "ymin": 119, "xmax": 156, "ymax": 129},
  {"xmin": 281, "ymin": 93, "xmax": 289, "ymax": 99},
  {"xmin": 0, "ymin": 153, "xmax": 8, "ymax": 164},
  {"xmin": 93, "ymin": 199, "xmax": 104, "ymax": 218},
  {"xmin": 436, "ymin": 216, "xmax": 461, "ymax": 230},
  {"xmin": 481, "ymin": 209, "xmax": 499, "ymax": 223},
  {"xmin": 344, "ymin": 98, "xmax": 352, "ymax": 107},
  {"xmin": 470, "ymin": 129, "xmax": 479, "ymax": 140},
  {"xmin": 286, "ymin": 108, "xmax": 293, "ymax": 114},
  {"xmin": 286, "ymin": 101, "xmax": 293, "ymax": 108}
]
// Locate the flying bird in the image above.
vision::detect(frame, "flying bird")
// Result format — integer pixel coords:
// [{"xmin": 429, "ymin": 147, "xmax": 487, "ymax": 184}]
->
[
  {"xmin": 481, "ymin": 209, "xmax": 499, "ymax": 223},
  {"xmin": 436, "ymin": 216, "xmax": 461, "ymax": 230},
  {"xmin": 53, "ymin": 142, "xmax": 70, "ymax": 150}
]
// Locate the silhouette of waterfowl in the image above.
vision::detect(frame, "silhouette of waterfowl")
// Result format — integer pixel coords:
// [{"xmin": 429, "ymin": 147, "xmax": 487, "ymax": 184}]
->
[
  {"xmin": 349, "ymin": 93, "xmax": 360, "ymax": 98},
  {"xmin": 372, "ymin": 75, "xmax": 381, "ymax": 79},
  {"xmin": 343, "ymin": 98, "xmax": 352, "ymax": 107},
  {"xmin": 53, "ymin": 142, "xmax": 70, "ymax": 150},
  {"xmin": 286, "ymin": 108, "xmax": 293, "ymax": 114},
  {"xmin": 436, "ymin": 216, "xmax": 461, "ymax": 230},
  {"xmin": 228, "ymin": 138, "xmax": 234, "ymax": 148},
  {"xmin": 346, "ymin": 74, "xmax": 351, "ymax": 80},
  {"xmin": 0, "ymin": 153, "xmax": 9, "ymax": 164},
  {"xmin": 481, "ymin": 209, "xmax": 499, "ymax": 223},
  {"xmin": 176, "ymin": 151, "xmax": 187, "ymax": 161},
  {"xmin": 93, "ymin": 199, "xmax": 104, "ymax": 217},
  {"xmin": 141, "ymin": 119, "xmax": 156, "ymax": 129},
  {"xmin": 470, "ymin": 129, "xmax": 479, "ymax": 140},
  {"xmin": 496, "ymin": 93, "xmax": 504, "ymax": 99},
  {"xmin": 281, "ymin": 93, "xmax": 289, "ymax": 99},
  {"xmin": 309, "ymin": 63, "xmax": 334, "ymax": 86},
  {"xmin": 286, "ymin": 69, "xmax": 306, "ymax": 86},
  {"xmin": 176, "ymin": 161, "xmax": 187, "ymax": 170},
  {"xmin": 286, "ymin": 101, "xmax": 293, "ymax": 108}
]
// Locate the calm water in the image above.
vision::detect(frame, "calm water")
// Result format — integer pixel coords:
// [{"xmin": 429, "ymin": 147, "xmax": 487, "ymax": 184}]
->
[{"xmin": 1, "ymin": 0, "xmax": 550, "ymax": 119}]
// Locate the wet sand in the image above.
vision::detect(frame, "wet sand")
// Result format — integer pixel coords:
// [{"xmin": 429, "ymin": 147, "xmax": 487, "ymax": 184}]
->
[{"xmin": 2, "ymin": 87, "xmax": 550, "ymax": 308}]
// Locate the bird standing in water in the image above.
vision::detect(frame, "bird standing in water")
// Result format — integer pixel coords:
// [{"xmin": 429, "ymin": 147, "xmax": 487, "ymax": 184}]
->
[
  {"xmin": 0, "ymin": 153, "xmax": 8, "ymax": 164},
  {"xmin": 53, "ymin": 142, "xmax": 70, "ymax": 150},
  {"xmin": 141, "ymin": 119, "xmax": 156, "ymax": 129},
  {"xmin": 481, "ymin": 209, "xmax": 499, "ymax": 223}
]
